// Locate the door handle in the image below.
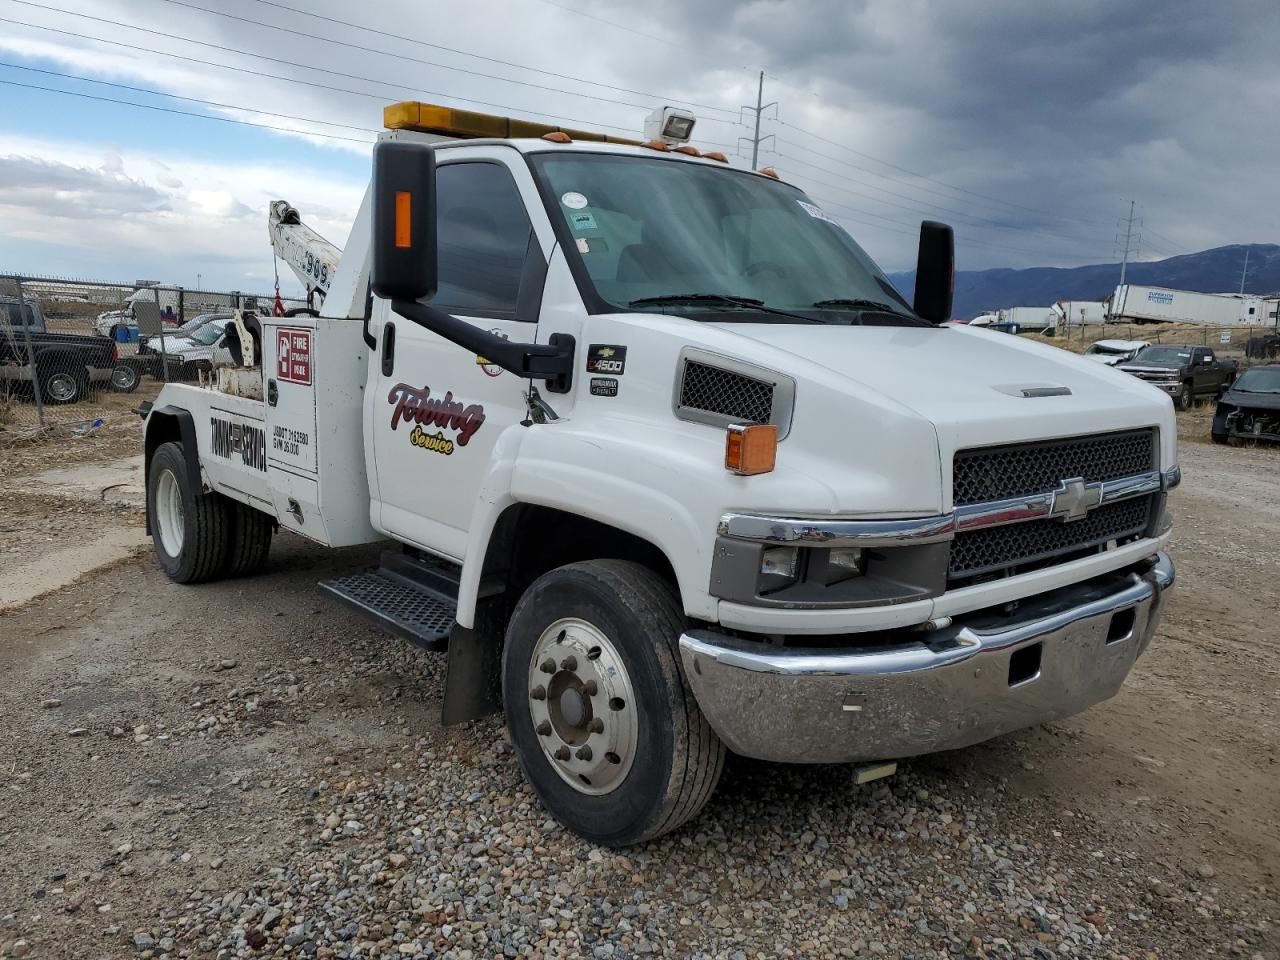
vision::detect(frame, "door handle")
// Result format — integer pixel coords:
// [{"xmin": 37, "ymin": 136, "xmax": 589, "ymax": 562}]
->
[{"xmin": 381, "ymin": 322, "xmax": 396, "ymax": 376}]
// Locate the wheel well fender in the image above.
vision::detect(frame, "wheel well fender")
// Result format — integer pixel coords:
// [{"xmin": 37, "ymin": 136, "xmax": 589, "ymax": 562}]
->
[{"xmin": 144, "ymin": 406, "xmax": 201, "ymax": 533}]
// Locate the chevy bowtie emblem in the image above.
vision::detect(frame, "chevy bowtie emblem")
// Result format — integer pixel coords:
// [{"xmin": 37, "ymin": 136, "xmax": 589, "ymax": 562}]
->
[{"xmin": 1050, "ymin": 477, "xmax": 1103, "ymax": 522}]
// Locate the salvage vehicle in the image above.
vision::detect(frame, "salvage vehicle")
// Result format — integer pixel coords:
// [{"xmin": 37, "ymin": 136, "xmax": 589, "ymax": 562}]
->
[
  {"xmin": 1, "ymin": 296, "xmax": 121, "ymax": 403},
  {"xmin": 1084, "ymin": 339, "xmax": 1150, "ymax": 366},
  {"xmin": 1211, "ymin": 364, "xmax": 1280, "ymax": 444},
  {"xmin": 140, "ymin": 102, "xmax": 1178, "ymax": 845},
  {"xmin": 1118, "ymin": 344, "xmax": 1238, "ymax": 410}
]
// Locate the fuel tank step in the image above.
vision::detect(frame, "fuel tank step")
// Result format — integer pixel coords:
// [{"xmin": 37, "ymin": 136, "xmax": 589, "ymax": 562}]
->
[{"xmin": 319, "ymin": 551, "xmax": 460, "ymax": 652}]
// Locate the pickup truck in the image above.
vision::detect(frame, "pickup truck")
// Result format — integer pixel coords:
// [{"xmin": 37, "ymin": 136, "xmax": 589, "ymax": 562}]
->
[
  {"xmin": 1, "ymin": 297, "xmax": 121, "ymax": 404},
  {"xmin": 1212, "ymin": 363, "xmax": 1280, "ymax": 444},
  {"xmin": 1117, "ymin": 344, "xmax": 1238, "ymax": 410},
  {"xmin": 140, "ymin": 101, "xmax": 1178, "ymax": 845}
]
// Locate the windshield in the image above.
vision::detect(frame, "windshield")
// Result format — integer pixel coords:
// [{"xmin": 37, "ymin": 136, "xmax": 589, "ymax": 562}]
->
[
  {"xmin": 190, "ymin": 323, "xmax": 224, "ymax": 345},
  {"xmin": 1132, "ymin": 346, "xmax": 1191, "ymax": 365},
  {"xmin": 1233, "ymin": 368, "xmax": 1280, "ymax": 394},
  {"xmin": 530, "ymin": 152, "xmax": 922, "ymax": 325}
]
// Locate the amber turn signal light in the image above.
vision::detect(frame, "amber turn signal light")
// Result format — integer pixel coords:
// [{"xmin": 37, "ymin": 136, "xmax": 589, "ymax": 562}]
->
[{"xmin": 725, "ymin": 423, "xmax": 777, "ymax": 476}]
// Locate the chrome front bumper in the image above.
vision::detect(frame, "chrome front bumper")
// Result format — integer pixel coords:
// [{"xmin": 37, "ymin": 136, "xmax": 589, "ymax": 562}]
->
[{"xmin": 679, "ymin": 553, "xmax": 1174, "ymax": 764}]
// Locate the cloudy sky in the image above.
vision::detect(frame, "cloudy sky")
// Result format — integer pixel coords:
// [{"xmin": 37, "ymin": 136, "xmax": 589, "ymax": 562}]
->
[{"xmin": 0, "ymin": 0, "xmax": 1277, "ymax": 295}]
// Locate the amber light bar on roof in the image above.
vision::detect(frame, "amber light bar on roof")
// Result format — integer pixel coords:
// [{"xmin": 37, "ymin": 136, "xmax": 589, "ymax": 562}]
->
[{"xmin": 384, "ymin": 101, "xmax": 643, "ymax": 145}]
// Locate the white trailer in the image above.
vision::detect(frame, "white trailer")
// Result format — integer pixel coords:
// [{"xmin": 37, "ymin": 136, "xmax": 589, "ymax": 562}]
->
[
  {"xmin": 138, "ymin": 100, "xmax": 1179, "ymax": 846},
  {"xmin": 1108, "ymin": 285, "xmax": 1271, "ymax": 326},
  {"xmin": 1053, "ymin": 300, "xmax": 1108, "ymax": 326}
]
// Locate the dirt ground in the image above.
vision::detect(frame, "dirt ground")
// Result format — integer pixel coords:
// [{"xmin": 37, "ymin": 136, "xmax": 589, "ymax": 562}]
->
[{"xmin": 0, "ymin": 423, "xmax": 1275, "ymax": 958}]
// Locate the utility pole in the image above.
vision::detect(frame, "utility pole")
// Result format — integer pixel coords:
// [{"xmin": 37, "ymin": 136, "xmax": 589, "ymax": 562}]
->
[
  {"xmin": 1118, "ymin": 200, "xmax": 1137, "ymax": 287},
  {"xmin": 1238, "ymin": 247, "xmax": 1250, "ymax": 294},
  {"xmin": 738, "ymin": 71, "xmax": 777, "ymax": 169}
]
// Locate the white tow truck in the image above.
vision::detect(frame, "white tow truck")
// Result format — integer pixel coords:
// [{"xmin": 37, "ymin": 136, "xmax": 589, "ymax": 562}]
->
[{"xmin": 141, "ymin": 101, "xmax": 1178, "ymax": 845}]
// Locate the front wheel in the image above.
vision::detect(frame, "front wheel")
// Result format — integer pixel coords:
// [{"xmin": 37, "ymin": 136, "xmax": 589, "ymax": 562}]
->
[
  {"xmin": 502, "ymin": 560, "xmax": 725, "ymax": 846},
  {"xmin": 148, "ymin": 441, "xmax": 231, "ymax": 583},
  {"xmin": 1177, "ymin": 381, "xmax": 1194, "ymax": 411},
  {"xmin": 41, "ymin": 367, "xmax": 88, "ymax": 405}
]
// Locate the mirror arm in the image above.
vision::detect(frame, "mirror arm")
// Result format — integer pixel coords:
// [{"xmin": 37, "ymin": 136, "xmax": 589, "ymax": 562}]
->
[{"xmin": 392, "ymin": 300, "xmax": 574, "ymax": 392}]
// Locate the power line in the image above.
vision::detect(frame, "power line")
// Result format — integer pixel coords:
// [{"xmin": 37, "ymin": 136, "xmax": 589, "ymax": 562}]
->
[
  {"xmin": 239, "ymin": 0, "xmax": 741, "ymax": 113},
  {"xmin": 777, "ymin": 119, "xmax": 1113, "ymax": 227},
  {"xmin": 769, "ymin": 148, "xmax": 1105, "ymax": 255},
  {"xmin": 0, "ymin": 15, "xmax": 742, "ymax": 145},
  {"xmin": 145, "ymin": 0, "xmax": 741, "ymax": 123},
  {"xmin": 0, "ymin": 76, "xmax": 373, "ymax": 143},
  {"xmin": 0, "ymin": 60, "xmax": 380, "ymax": 133}
]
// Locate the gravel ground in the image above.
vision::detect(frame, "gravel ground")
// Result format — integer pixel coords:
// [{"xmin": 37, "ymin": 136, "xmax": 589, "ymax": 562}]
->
[{"xmin": 0, "ymin": 438, "xmax": 1275, "ymax": 960}]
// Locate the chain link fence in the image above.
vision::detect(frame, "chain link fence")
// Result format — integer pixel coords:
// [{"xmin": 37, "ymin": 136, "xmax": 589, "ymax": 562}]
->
[
  {"xmin": 1, "ymin": 274, "xmax": 306, "ymax": 444},
  {"xmin": 1043, "ymin": 322, "xmax": 1280, "ymax": 366}
]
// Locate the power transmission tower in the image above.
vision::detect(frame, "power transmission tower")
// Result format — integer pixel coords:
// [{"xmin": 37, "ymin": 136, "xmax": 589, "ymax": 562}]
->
[
  {"xmin": 738, "ymin": 71, "xmax": 777, "ymax": 169},
  {"xmin": 1117, "ymin": 200, "xmax": 1139, "ymax": 286}
]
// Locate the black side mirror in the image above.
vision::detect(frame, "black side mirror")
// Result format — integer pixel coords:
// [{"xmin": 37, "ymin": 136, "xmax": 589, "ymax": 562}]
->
[
  {"xmin": 371, "ymin": 139, "xmax": 437, "ymax": 302},
  {"xmin": 913, "ymin": 220, "xmax": 954, "ymax": 324}
]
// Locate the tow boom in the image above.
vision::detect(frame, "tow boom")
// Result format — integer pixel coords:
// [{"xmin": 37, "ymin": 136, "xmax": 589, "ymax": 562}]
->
[{"xmin": 268, "ymin": 200, "xmax": 342, "ymax": 306}]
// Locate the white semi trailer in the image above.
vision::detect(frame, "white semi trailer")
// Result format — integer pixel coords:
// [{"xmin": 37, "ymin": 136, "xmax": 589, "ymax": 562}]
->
[
  {"xmin": 1108, "ymin": 284, "xmax": 1273, "ymax": 326},
  {"xmin": 138, "ymin": 101, "xmax": 1178, "ymax": 845}
]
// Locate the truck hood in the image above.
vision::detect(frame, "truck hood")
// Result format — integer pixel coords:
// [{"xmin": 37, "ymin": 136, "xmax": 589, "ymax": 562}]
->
[
  {"xmin": 1220, "ymin": 388, "xmax": 1280, "ymax": 411},
  {"xmin": 703, "ymin": 322, "xmax": 1174, "ymax": 455}
]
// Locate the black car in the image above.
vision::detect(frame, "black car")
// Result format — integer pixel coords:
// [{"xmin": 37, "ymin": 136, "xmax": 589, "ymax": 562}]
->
[
  {"xmin": 1, "ymin": 297, "xmax": 121, "ymax": 404},
  {"xmin": 1212, "ymin": 364, "xmax": 1280, "ymax": 444}
]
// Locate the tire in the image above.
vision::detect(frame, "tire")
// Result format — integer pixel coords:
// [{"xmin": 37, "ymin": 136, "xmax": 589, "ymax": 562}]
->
[
  {"xmin": 502, "ymin": 560, "xmax": 725, "ymax": 847},
  {"xmin": 147, "ymin": 441, "xmax": 231, "ymax": 584},
  {"xmin": 1211, "ymin": 431, "xmax": 1229, "ymax": 445},
  {"xmin": 40, "ymin": 366, "xmax": 88, "ymax": 405},
  {"xmin": 1177, "ymin": 381, "xmax": 1194, "ymax": 411},
  {"xmin": 223, "ymin": 500, "xmax": 274, "ymax": 577},
  {"xmin": 109, "ymin": 362, "xmax": 141, "ymax": 393}
]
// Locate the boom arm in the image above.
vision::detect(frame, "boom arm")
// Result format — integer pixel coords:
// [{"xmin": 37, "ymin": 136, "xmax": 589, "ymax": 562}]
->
[{"xmin": 268, "ymin": 200, "xmax": 343, "ymax": 305}]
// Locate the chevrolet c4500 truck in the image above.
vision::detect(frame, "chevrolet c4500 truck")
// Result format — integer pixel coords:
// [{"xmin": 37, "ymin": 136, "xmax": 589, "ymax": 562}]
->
[{"xmin": 141, "ymin": 102, "xmax": 1178, "ymax": 845}]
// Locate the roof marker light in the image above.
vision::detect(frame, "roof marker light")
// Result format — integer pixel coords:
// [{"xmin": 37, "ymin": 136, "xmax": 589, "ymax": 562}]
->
[
  {"xmin": 701, "ymin": 151, "xmax": 728, "ymax": 163},
  {"xmin": 673, "ymin": 145, "xmax": 701, "ymax": 156},
  {"xmin": 541, "ymin": 131, "xmax": 572, "ymax": 143},
  {"xmin": 641, "ymin": 139, "xmax": 671, "ymax": 152},
  {"xmin": 758, "ymin": 167, "xmax": 780, "ymax": 180}
]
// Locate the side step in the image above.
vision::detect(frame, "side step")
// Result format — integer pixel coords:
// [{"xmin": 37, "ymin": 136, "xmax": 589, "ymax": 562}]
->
[{"xmin": 319, "ymin": 551, "xmax": 460, "ymax": 652}]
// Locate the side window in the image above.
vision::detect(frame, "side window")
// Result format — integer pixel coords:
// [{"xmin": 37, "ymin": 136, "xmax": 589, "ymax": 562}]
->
[
  {"xmin": 433, "ymin": 162, "xmax": 534, "ymax": 319},
  {"xmin": 1203, "ymin": 349, "xmax": 1215, "ymax": 363}
]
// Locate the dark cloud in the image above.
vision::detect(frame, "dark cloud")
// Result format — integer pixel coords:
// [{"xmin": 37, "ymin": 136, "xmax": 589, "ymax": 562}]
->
[{"xmin": 0, "ymin": 154, "xmax": 170, "ymax": 217}]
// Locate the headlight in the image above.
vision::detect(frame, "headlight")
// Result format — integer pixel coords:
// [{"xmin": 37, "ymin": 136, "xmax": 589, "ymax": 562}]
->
[
  {"xmin": 820, "ymin": 547, "xmax": 865, "ymax": 584},
  {"xmin": 760, "ymin": 546, "xmax": 798, "ymax": 582}
]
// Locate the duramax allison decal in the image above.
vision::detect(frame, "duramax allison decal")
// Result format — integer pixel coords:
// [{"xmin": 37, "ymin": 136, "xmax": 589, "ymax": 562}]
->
[
  {"xmin": 210, "ymin": 416, "xmax": 267, "ymax": 471},
  {"xmin": 586, "ymin": 344, "xmax": 627, "ymax": 375},
  {"xmin": 387, "ymin": 383, "xmax": 486, "ymax": 456}
]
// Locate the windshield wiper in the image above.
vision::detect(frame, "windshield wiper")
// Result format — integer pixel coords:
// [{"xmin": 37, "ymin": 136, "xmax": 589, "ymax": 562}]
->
[
  {"xmin": 812, "ymin": 298, "xmax": 918, "ymax": 321},
  {"xmin": 628, "ymin": 293, "xmax": 820, "ymax": 324}
]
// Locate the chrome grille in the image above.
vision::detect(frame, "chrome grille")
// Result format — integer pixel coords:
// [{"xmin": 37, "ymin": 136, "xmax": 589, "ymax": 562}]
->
[
  {"xmin": 949, "ymin": 495, "xmax": 1154, "ymax": 579},
  {"xmin": 678, "ymin": 361, "xmax": 774, "ymax": 424},
  {"xmin": 953, "ymin": 429, "xmax": 1156, "ymax": 506}
]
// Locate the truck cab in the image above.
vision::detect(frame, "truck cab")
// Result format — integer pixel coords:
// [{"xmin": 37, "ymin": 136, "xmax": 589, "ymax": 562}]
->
[{"xmin": 141, "ymin": 102, "xmax": 1177, "ymax": 845}]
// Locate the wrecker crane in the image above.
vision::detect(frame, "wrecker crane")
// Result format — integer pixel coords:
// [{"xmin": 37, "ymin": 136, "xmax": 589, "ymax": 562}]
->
[{"xmin": 267, "ymin": 200, "xmax": 342, "ymax": 310}]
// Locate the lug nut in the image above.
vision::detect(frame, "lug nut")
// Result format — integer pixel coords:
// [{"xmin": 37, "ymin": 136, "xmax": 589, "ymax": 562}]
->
[
  {"xmin": 588, "ymin": 718, "xmax": 604, "ymax": 734},
  {"xmin": 539, "ymin": 658, "xmax": 556, "ymax": 674},
  {"xmin": 554, "ymin": 746, "xmax": 570, "ymax": 761},
  {"xmin": 582, "ymin": 680, "xmax": 598, "ymax": 696},
  {"xmin": 560, "ymin": 655, "xmax": 578, "ymax": 671},
  {"xmin": 576, "ymin": 745, "xmax": 592, "ymax": 761},
  {"xmin": 530, "ymin": 685, "xmax": 546, "ymax": 701},
  {"xmin": 536, "ymin": 720, "xmax": 552, "ymax": 736}
]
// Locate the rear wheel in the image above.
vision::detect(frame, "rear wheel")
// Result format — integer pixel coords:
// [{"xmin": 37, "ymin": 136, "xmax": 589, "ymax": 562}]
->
[
  {"xmin": 223, "ymin": 500, "xmax": 274, "ymax": 577},
  {"xmin": 502, "ymin": 560, "xmax": 725, "ymax": 846},
  {"xmin": 1211, "ymin": 431, "xmax": 1229, "ymax": 445},
  {"xmin": 41, "ymin": 367, "xmax": 87, "ymax": 405},
  {"xmin": 148, "ymin": 441, "xmax": 230, "ymax": 583}
]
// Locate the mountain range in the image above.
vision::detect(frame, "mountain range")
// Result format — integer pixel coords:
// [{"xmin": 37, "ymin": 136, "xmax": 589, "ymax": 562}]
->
[{"xmin": 888, "ymin": 243, "xmax": 1280, "ymax": 320}]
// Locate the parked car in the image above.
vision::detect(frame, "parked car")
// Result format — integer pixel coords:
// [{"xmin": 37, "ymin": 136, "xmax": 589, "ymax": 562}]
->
[
  {"xmin": 1211, "ymin": 364, "xmax": 1280, "ymax": 444},
  {"xmin": 131, "ymin": 319, "xmax": 234, "ymax": 383},
  {"xmin": 1117, "ymin": 344, "xmax": 1238, "ymax": 410},
  {"xmin": 1, "ymin": 297, "xmax": 120, "ymax": 404},
  {"xmin": 1084, "ymin": 339, "xmax": 1150, "ymax": 366}
]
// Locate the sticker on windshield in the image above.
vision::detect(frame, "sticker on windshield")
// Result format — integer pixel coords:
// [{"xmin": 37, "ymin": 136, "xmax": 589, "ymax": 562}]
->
[
  {"xmin": 797, "ymin": 199, "xmax": 841, "ymax": 226},
  {"xmin": 561, "ymin": 191, "xmax": 589, "ymax": 209},
  {"xmin": 568, "ymin": 211, "xmax": 598, "ymax": 232}
]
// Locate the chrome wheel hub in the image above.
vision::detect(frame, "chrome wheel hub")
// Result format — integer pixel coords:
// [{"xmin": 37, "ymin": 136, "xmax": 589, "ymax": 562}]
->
[
  {"xmin": 527, "ymin": 617, "xmax": 636, "ymax": 795},
  {"xmin": 155, "ymin": 468, "xmax": 185, "ymax": 558}
]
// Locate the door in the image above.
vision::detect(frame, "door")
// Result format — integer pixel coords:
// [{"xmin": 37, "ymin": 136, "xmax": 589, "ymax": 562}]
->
[
  {"xmin": 368, "ymin": 152, "xmax": 550, "ymax": 560},
  {"xmin": 1193, "ymin": 348, "xmax": 1215, "ymax": 393}
]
